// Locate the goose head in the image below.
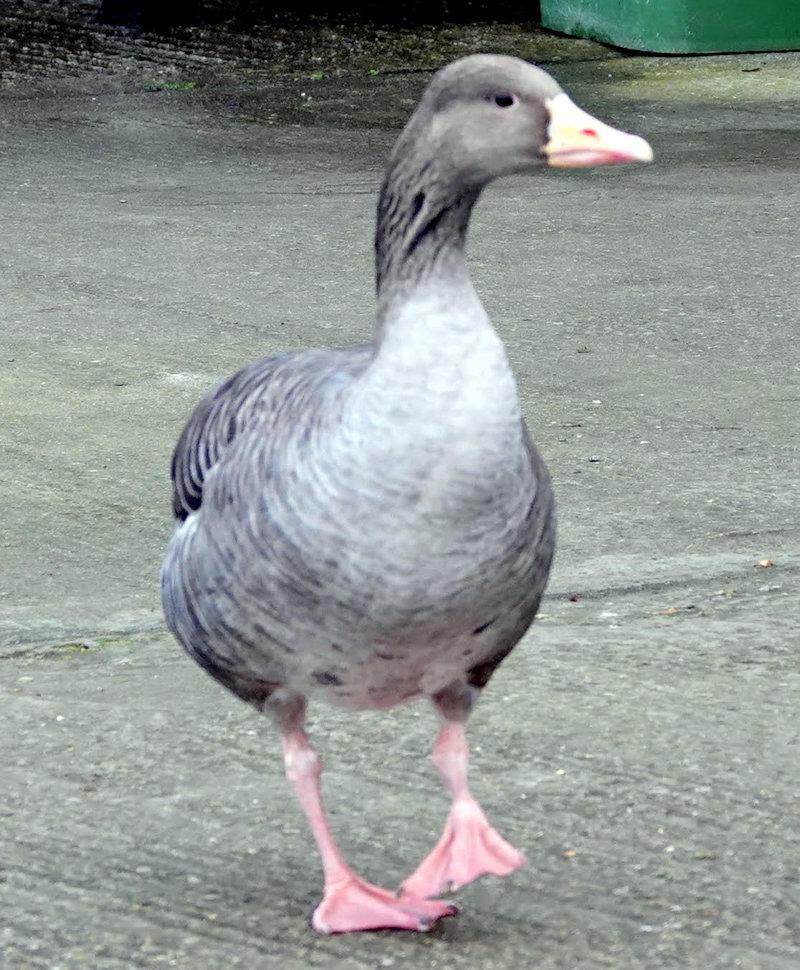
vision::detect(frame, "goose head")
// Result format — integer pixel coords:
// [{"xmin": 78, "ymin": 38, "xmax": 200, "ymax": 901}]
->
[{"xmin": 407, "ymin": 54, "xmax": 652, "ymax": 187}]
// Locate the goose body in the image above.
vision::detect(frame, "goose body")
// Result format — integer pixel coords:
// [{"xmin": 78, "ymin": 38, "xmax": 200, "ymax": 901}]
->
[
  {"xmin": 163, "ymin": 289, "xmax": 552, "ymax": 711},
  {"xmin": 162, "ymin": 54, "xmax": 651, "ymax": 934}
]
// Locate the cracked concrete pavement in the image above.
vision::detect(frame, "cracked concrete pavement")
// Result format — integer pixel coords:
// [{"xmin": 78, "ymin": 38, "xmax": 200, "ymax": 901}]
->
[{"xmin": 1, "ymin": 18, "xmax": 799, "ymax": 970}]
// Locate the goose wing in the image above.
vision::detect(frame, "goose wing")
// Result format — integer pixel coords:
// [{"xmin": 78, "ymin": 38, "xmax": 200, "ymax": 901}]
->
[
  {"xmin": 169, "ymin": 346, "xmax": 372, "ymax": 522},
  {"xmin": 169, "ymin": 355, "xmax": 291, "ymax": 521}
]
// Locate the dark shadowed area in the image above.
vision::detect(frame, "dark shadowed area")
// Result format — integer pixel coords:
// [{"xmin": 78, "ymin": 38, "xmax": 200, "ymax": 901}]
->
[{"xmin": 94, "ymin": 0, "xmax": 543, "ymax": 28}]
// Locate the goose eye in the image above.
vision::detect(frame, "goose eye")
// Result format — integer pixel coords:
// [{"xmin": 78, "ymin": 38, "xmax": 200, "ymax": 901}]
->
[{"xmin": 492, "ymin": 93, "xmax": 516, "ymax": 109}]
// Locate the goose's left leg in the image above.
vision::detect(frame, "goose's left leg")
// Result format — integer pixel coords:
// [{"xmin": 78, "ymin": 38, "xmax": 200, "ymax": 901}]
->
[{"xmin": 400, "ymin": 682, "xmax": 525, "ymax": 899}]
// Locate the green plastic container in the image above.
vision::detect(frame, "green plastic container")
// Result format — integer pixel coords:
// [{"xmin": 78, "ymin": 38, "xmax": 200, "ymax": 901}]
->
[{"xmin": 540, "ymin": 0, "xmax": 800, "ymax": 53}]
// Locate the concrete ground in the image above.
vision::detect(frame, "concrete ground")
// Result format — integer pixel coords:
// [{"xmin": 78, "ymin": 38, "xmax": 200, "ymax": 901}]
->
[{"xmin": 1, "ymin": 9, "xmax": 799, "ymax": 969}]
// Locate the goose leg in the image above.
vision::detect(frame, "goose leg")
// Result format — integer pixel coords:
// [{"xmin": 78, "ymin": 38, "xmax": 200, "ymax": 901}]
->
[
  {"xmin": 400, "ymin": 685, "xmax": 525, "ymax": 899},
  {"xmin": 275, "ymin": 696, "xmax": 456, "ymax": 934}
]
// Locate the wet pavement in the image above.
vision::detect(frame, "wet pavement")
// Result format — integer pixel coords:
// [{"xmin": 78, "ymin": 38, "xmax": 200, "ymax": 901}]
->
[{"xmin": 1, "ymin": 7, "xmax": 799, "ymax": 968}]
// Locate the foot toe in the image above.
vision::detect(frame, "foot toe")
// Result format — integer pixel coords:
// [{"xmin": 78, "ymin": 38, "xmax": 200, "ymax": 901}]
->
[
  {"xmin": 312, "ymin": 877, "xmax": 456, "ymax": 934},
  {"xmin": 401, "ymin": 801, "xmax": 525, "ymax": 898}
]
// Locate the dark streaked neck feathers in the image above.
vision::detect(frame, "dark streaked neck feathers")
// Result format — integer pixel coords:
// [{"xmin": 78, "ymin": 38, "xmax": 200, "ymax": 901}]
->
[
  {"xmin": 374, "ymin": 165, "xmax": 479, "ymax": 305},
  {"xmin": 374, "ymin": 113, "xmax": 481, "ymax": 326}
]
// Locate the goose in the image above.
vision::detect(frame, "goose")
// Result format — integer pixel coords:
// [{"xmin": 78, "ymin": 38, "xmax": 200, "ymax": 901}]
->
[{"xmin": 161, "ymin": 54, "xmax": 652, "ymax": 935}]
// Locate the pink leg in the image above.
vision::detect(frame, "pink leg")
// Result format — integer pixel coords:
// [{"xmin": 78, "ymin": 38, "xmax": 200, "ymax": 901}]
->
[
  {"xmin": 400, "ymin": 721, "xmax": 525, "ymax": 899},
  {"xmin": 282, "ymin": 731, "xmax": 457, "ymax": 934}
]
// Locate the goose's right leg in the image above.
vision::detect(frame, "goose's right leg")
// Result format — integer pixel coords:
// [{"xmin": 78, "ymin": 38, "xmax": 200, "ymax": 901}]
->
[{"xmin": 272, "ymin": 693, "xmax": 457, "ymax": 934}]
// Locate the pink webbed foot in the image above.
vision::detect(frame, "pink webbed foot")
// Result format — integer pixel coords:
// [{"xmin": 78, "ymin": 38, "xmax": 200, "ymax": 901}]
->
[
  {"xmin": 312, "ymin": 872, "xmax": 457, "ymax": 934},
  {"xmin": 278, "ymin": 725, "xmax": 456, "ymax": 933},
  {"xmin": 400, "ymin": 797, "xmax": 525, "ymax": 899}
]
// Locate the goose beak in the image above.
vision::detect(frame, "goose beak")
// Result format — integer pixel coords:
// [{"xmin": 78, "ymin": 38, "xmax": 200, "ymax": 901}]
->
[{"xmin": 543, "ymin": 92, "xmax": 653, "ymax": 168}]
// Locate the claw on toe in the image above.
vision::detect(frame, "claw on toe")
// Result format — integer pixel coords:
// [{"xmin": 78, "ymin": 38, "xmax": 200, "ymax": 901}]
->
[
  {"xmin": 312, "ymin": 874, "xmax": 457, "ymax": 934},
  {"xmin": 400, "ymin": 798, "xmax": 525, "ymax": 899}
]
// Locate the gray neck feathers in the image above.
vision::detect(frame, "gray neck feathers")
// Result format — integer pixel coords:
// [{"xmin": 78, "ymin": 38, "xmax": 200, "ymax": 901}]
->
[
  {"xmin": 347, "ymin": 108, "xmax": 524, "ymax": 496},
  {"xmin": 374, "ymin": 124, "xmax": 481, "ymax": 324}
]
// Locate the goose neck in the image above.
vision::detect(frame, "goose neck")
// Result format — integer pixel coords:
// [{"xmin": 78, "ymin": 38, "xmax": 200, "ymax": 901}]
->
[{"xmin": 374, "ymin": 161, "xmax": 480, "ymax": 322}]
